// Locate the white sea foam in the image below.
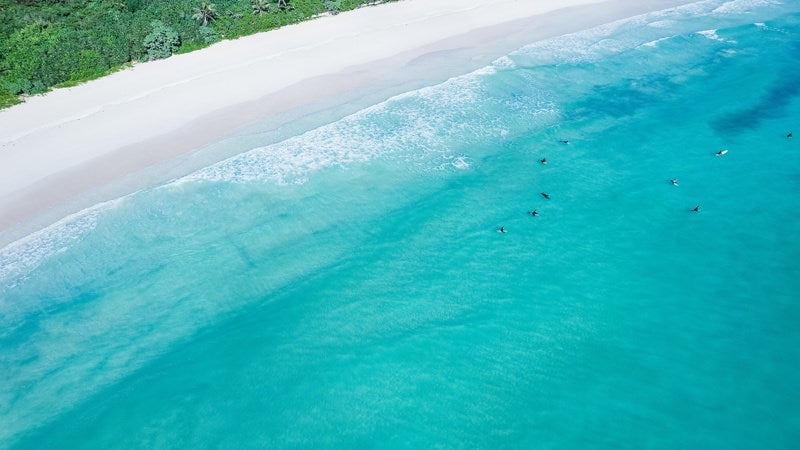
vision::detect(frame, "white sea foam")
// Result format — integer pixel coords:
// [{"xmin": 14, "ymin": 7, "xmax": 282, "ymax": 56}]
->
[
  {"xmin": 640, "ymin": 36, "xmax": 674, "ymax": 48},
  {"xmin": 651, "ymin": 0, "xmax": 780, "ymax": 21},
  {"xmin": 492, "ymin": 55, "xmax": 516, "ymax": 69},
  {"xmin": 647, "ymin": 0, "xmax": 715, "ymax": 23},
  {"xmin": 698, "ymin": 29, "xmax": 724, "ymax": 41},
  {"xmin": 0, "ymin": 198, "xmax": 125, "ymax": 291},
  {"xmin": 509, "ymin": 0, "xmax": 754, "ymax": 66},
  {"xmin": 183, "ymin": 62, "xmax": 553, "ymax": 184},
  {"xmin": 713, "ymin": 0, "xmax": 781, "ymax": 14},
  {"xmin": 647, "ymin": 20, "xmax": 678, "ymax": 29},
  {"xmin": 508, "ymin": 17, "xmax": 643, "ymax": 65},
  {"xmin": 451, "ymin": 156, "xmax": 472, "ymax": 170},
  {"xmin": 753, "ymin": 21, "xmax": 789, "ymax": 33}
]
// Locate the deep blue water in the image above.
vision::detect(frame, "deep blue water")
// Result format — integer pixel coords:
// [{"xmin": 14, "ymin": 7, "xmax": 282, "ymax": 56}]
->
[{"xmin": 1, "ymin": 0, "xmax": 799, "ymax": 448}]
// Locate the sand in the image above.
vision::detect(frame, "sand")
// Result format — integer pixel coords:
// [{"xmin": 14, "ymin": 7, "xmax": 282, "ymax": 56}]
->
[{"xmin": 0, "ymin": 0, "xmax": 695, "ymax": 246}]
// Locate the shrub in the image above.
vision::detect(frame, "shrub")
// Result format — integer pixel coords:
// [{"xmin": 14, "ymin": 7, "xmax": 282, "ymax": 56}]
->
[
  {"xmin": 0, "ymin": 23, "xmax": 67, "ymax": 94},
  {"xmin": 0, "ymin": 87, "xmax": 21, "ymax": 108},
  {"xmin": 199, "ymin": 26, "xmax": 219, "ymax": 44},
  {"xmin": 323, "ymin": 0, "xmax": 341, "ymax": 14},
  {"xmin": 143, "ymin": 20, "xmax": 181, "ymax": 61},
  {"xmin": 71, "ymin": 49, "xmax": 108, "ymax": 81}
]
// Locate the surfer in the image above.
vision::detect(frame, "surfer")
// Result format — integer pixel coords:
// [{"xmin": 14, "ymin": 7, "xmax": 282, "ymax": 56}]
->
[
  {"xmin": 691, "ymin": 205, "xmax": 700, "ymax": 213},
  {"xmin": 716, "ymin": 149, "xmax": 728, "ymax": 156},
  {"xmin": 540, "ymin": 158, "xmax": 548, "ymax": 165},
  {"xmin": 530, "ymin": 209, "xmax": 539, "ymax": 217},
  {"xmin": 541, "ymin": 192, "xmax": 551, "ymax": 200},
  {"xmin": 671, "ymin": 179, "xmax": 679, "ymax": 186}
]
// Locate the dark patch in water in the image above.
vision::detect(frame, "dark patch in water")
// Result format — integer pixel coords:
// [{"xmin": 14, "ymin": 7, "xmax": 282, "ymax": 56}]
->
[
  {"xmin": 569, "ymin": 75, "xmax": 676, "ymax": 121},
  {"xmin": 712, "ymin": 70, "xmax": 800, "ymax": 134},
  {"xmin": 712, "ymin": 40, "xmax": 800, "ymax": 134}
]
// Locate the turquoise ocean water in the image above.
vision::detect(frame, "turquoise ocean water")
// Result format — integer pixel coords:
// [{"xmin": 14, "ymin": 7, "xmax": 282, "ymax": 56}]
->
[{"xmin": 2, "ymin": 0, "xmax": 799, "ymax": 447}]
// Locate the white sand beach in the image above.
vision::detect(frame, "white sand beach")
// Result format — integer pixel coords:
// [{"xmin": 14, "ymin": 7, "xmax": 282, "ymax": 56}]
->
[{"xmin": 0, "ymin": 0, "xmax": 693, "ymax": 245}]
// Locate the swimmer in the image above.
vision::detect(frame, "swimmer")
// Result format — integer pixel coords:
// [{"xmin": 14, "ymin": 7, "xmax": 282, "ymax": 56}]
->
[
  {"xmin": 530, "ymin": 209, "xmax": 539, "ymax": 217},
  {"xmin": 691, "ymin": 205, "xmax": 700, "ymax": 213},
  {"xmin": 671, "ymin": 179, "xmax": 679, "ymax": 186},
  {"xmin": 498, "ymin": 226, "xmax": 507, "ymax": 233},
  {"xmin": 788, "ymin": 132, "xmax": 793, "ymax": 139},
  {"xmin": 716, "ymin": 149, "xmax": 728, "ymax": 156},
  {"xmin": 560, "ymin": 140, "xmax": 569, "ymax": 145},
  {"xmin": 541, "ymin": 192, "xmax": 551, "ymax": 200},
  {"xmin": 540, "ymin": 158, "xmax": 548, "ymax": 165}
]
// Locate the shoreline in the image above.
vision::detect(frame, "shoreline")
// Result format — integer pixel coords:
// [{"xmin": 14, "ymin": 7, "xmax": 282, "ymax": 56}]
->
[{"xmin": 0, "ymin": 0, "xmax": 695, "ymax": 247}]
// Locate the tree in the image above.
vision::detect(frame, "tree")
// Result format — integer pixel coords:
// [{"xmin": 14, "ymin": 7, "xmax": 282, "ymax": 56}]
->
[
  {"xmin": 193, "ymin": 2, "xmax": 218, "ymax": 27},
  {"xmin": 143, "ymin": 20, "xmax": 180, "ymax": 60},
  {"xmin": 276, "ymin": 0, "xmax": 292, "ymax": 11},
  {"xmin": 251, "ymin": 0, "xmax": 270, "ymax": 15}
]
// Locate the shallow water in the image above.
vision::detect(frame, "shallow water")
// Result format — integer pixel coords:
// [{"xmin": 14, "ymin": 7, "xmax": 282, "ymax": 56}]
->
[{"xmin": 2, "ymin": 0, "xmax": 799, "ymax": 448}]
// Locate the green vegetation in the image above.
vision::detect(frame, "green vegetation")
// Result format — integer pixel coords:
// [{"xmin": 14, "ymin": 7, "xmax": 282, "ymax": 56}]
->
[
  {"xmin": 0, "ymin": 0, "xmax": 397, "ymax": 107},
  {"xmin": 0, "ymin": 87, "xmax": 20, "ymax": 108},
  {"xmin": 144, "ymin": 20, "xmax": 181, "ymax": 60},
  {"xmin": 192, "ymin": 1, "xmax": 218, "ymax": 27},
  {"xmin": 323, "ymin": 0, "xmax": 341, "ymax": 15}
]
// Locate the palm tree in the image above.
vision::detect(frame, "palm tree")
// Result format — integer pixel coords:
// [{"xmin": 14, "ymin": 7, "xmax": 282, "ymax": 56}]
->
[
  {"xmin": 277, "ymin": 0, "xmax": 292, "ymax": 10},
  {"xmin": 193, "ymin": 1, "xmax": 217, "ymax": 27},
  {"xmin": 251, "ymin": 0, "xmax": 270, "ymax": 15}
]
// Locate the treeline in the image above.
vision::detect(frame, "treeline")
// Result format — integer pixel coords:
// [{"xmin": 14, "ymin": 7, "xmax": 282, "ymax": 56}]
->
[{"xmin": 0, "ymin": 0, "xmax": 394, "ymax": 108}]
